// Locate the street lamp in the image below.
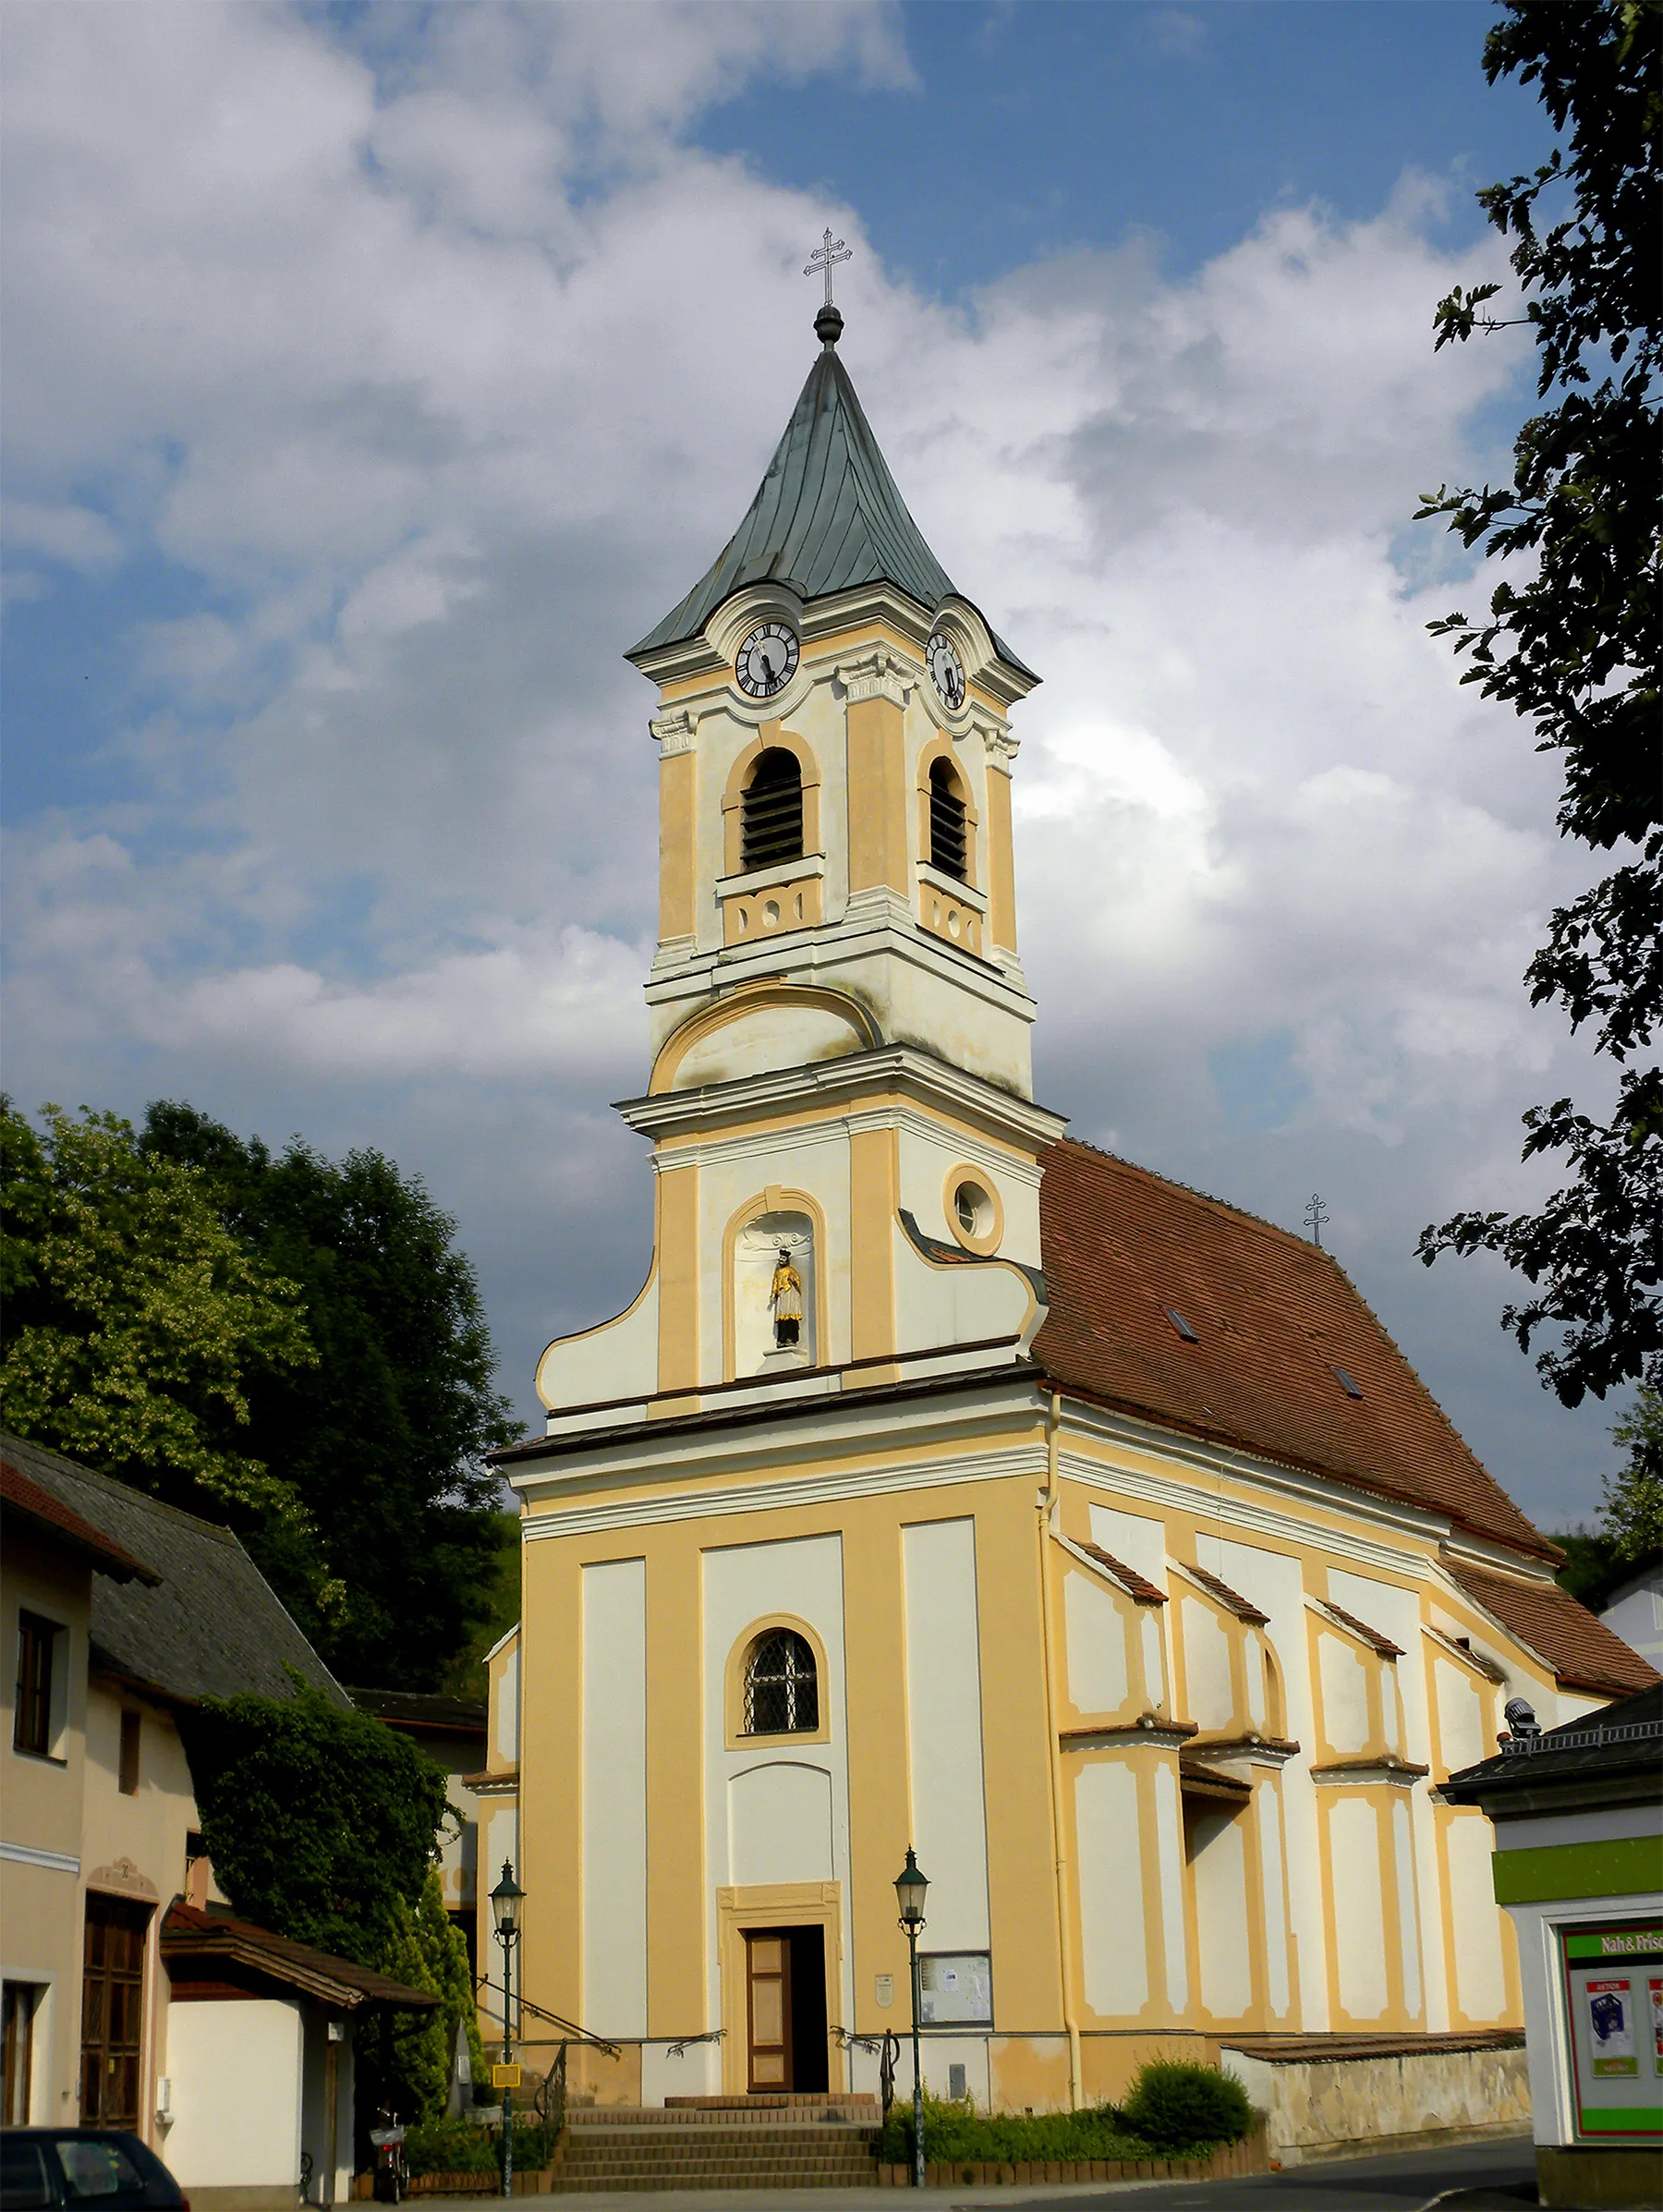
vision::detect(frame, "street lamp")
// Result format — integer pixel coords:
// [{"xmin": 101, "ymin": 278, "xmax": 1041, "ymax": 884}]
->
[
  {"xmin": 490, "ymin": 1861, "xmax": 525, "ymax": 2198},
  {"xmin": 892, "ymin": 1849, "xmax": 929, "ymax": 2191}
]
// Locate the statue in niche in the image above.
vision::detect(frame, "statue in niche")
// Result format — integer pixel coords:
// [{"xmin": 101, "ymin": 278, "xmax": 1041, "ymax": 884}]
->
[{"xmin": 770, "ymin": 1247, "xmax": 805, "ymax": 1347}]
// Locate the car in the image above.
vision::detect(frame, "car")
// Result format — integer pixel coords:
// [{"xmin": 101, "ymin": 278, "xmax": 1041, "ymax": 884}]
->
[{"xmin": 0, "ymin": 2131, "xmax": 187, "ymax": 2212}]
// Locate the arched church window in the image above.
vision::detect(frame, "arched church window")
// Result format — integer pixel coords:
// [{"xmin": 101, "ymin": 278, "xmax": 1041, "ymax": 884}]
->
[
  {"xmin": 744, "ymin": 1628, "xmax": 819, "ymax": 1735},
  {"xmin": 742, "ymin": 749, "xmax": 804, "ymax": 873},
  {"xmin": 928, "ymin": 759, "xmax": 968, "ymax": 881}
]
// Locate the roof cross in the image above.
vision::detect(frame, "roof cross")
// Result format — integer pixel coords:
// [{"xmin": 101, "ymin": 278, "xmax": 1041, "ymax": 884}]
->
[
  {"xmin": 1305, "ymin": 1192, "xmax": 1330, "ymax": 1249},
  {"xmin": 805, "ymin": 227, "xmax": 852, "ymax": 309}
]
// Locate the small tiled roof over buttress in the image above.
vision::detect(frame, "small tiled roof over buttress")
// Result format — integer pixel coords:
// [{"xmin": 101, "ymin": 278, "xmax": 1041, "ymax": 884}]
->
[{"xmin": 1032, "ymin": 1140, "xmax": 1557, "ymax": 1566}]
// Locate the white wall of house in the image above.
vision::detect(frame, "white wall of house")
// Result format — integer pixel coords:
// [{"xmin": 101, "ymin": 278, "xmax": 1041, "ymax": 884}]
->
[{"xmin": 164, "ymin": 1999, "xmax": 303, "ymax": 2188}]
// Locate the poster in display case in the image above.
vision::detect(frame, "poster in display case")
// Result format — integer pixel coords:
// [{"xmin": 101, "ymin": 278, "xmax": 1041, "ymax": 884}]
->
[{"xmin": 1559, "ymin": 1920, "xmax": 1663, "ymax": 2140}]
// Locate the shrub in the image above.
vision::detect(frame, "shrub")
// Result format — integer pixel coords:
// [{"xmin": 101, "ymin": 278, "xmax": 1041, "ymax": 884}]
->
[
  {"xmin": 1118, "ymin": 2060, "xmax": 1254, "ymax": 2150},
  {"xmin": 877, "ymin": 2092, "xmax": 1152, "ymax": 2166},
  {"xmin": 402, "ymin": 2114, "xmax": 559, "ymax": 2178}
]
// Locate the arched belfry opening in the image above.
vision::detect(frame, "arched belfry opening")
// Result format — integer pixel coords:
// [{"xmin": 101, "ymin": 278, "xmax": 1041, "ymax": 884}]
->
[
  {"xmin": 741, "ymin": 749, "xmax": 804, "ymax": 872},
  {"xmin": 928, "ymin": 757, "xmax": 969, "ymax": 881}
]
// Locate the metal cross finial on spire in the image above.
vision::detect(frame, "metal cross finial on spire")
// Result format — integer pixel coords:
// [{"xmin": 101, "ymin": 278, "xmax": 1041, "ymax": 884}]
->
[
  {"xmin": 805, "ymin": 227, "xmax": 851, "ymax": 308},
  {"xmin": 1305, "ymin": 1193, "xmax": 1330, "ymax": 1249}
]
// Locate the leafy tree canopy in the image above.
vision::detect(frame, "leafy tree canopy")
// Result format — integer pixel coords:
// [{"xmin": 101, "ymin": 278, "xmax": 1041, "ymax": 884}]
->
[
  {"xmin": 137, "ymin": 1101, "xmax": 520, "ymax": 1685},
  {"xmin": 1416, "ymin": 0, "xmax": 1661, "ymax": 1406},
  {"xmin": 1604, "ymin": 1385, "xmax": 1663, "ymax": 1557},
  {"xmin": 184, "ymin": 1682, "xmax": 483, "ymax": 2120},
  {"xmin": 0, "ymin": 1100, "xmax": 317, "ymax": 1534}
]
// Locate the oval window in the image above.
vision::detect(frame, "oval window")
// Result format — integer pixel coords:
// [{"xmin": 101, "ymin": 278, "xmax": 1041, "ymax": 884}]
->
[{"xmin": 953, "ymin": 1181, "xmax": 992, "ymax": 1241}]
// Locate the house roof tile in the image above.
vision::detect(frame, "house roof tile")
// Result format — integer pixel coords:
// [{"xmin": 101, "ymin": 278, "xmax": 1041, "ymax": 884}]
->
[
  {"xmin": 2, "ymin": 1459, "xmax": 159, "ymax": 1585},
  {"xmin": 0, "ymin": 1430, "xmax": 345, "ymax": 1708},
  {"xmin": 161, "ymin": 1901, "xmax": 438, "ymax": 2011},
  {"xmin": 1445, "ymin": 1562, "xmax": 1659, "ymax": 1697},
  {"xmin": 1032, "ymin": 1140, "xmax": 1559, "ymax": 1566}
]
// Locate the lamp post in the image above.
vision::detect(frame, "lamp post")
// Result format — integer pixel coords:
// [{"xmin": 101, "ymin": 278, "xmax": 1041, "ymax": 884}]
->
[
  {"xmin": 490, "ymin": 1861, "xmax": 525, "ymax": 2199},
  {"xmin": 892, "ymin": 1849, "xmax": 929, "ymax": 2190}
]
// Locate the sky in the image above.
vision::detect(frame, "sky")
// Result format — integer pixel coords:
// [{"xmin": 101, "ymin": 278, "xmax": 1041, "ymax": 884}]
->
[{"xmin": 1, "ymin": 0, "xmax": 1625, "ymax": 1537}]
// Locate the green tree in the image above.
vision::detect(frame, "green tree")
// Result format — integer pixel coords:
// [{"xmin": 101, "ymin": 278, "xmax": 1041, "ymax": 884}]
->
[
  {"xmin": 185, "ymin": 1683, "xmax": 482, "ymax": 2121},
  {"xmin": 1603, "ymin": 1385, "xmax": 1663, "ymax": 1556},
  {"xmin": 357, "ymin": 1875, "xmax": 489, "ymax": 2125},
  {"xmin": 138, "ymin": 1102, "xmax": 519, "ymax": 1686},
  {"xmin": 0, "ymin": 1100, "xmax": 317, "ymax": 1536},
  {"xmin": 1415, "ymin": 0, "xmax": 1661, "ymax": 1405},
  {"xmin": 184, "ymin": 1681, "xmax": 450, "ymax": 1963}
]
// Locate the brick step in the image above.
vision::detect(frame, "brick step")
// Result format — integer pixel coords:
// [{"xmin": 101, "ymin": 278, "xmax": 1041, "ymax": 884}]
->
[
  {"xmin": 558, "ymin": 2150, "xmax": 878, "ymax": 2174},
  {"xmin": 561, "ymin": 2129, "xmax": 873, "ymax": 2146},
  {"xmin": 550, "ymin": 2176, "xmax": 876, "ymax": 2194},
  {"xmin": 567, "ymin": 2108, "xmax": 872, "ymax": 2128}
]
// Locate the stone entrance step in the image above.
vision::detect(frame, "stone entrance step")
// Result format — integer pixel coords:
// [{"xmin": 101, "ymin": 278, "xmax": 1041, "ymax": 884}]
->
[{"xmin": 552, "ymin": 2104, "xmax": 881, "ymax": 2193}]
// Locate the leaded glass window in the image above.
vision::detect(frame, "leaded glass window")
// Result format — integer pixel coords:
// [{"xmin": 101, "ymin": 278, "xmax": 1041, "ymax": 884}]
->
[{"xmin": 743, "ymin": 1629, "xmax": 819, "ymax": 1734}]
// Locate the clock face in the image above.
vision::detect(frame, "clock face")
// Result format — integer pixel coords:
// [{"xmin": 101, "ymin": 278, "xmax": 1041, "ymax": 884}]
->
[
  {"xmin": 928, "ymin": 630, "xmax": 965, "ymax": 712},
  {"xmin": 735, "ymin": 621, "xmax": 800, "ymax": 699}
]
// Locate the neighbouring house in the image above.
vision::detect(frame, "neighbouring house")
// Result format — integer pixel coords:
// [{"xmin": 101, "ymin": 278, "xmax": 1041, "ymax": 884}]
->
[
  {"xmin": 1443, "ymin": 1685, "xmax": 1663, "ymax": 2210},
  {"xmin": 347, "ymin": 1690, "xmax": 486, "ymax": 1975},
  {"xmin": 1599, "ymin": 1560, "xmax": 1663, "ymax": 1676},
  {"xmin": 1, "ymin": 1431, "xmax": 434, "ymax": 2209},
  {"xmin": 477, "ymin": 297, "xmax": 1661, "ymax": 2159}
]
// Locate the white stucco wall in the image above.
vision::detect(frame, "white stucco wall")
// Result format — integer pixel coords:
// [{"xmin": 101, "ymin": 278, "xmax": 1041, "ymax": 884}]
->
[
  {"xmin": 164, "ymin": 1999, "xmax": 303, "ymax": 2187},
  {"xmin": 902, "ymin": 1516, "xmax": 990, "ymax": 1953},
  {"xmin": 582, "ymin": 1557, "xmax": 648, "ymax": 2037}
]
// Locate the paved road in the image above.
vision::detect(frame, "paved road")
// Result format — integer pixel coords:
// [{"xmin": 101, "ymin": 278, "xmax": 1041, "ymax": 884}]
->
[{"xmin": 460, "ymin": 2128, "xmax": 1539, "ymax": 2212}]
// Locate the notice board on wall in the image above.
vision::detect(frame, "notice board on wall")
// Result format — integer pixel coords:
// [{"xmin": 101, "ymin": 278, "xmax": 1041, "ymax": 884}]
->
[
  {"xmin": 1559, "ymin": 1920, "xmax": 1663, "ymax": 2141},
  {"xmin": 917, "ymin": 1951, "xmax": 992, "ymax": 2026}
]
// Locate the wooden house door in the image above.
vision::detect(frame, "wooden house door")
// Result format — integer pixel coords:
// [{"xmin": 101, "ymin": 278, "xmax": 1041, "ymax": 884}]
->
[
  {"xmin": 80, "ymin": 1895, "xmax": 151, "ymax": 2127},
  {"xmin": 745, "ymin": 1931, "xmax": 791, "ymax": 2092}
]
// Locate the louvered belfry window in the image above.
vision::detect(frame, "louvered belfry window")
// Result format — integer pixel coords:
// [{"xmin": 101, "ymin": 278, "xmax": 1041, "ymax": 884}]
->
[
  {"xmin": 929, "ymin": 759, "xmax": 968, "ymax": 881},
  {"xmin": 744, "ymin": 1628, "xmax": 819, "ymax": 1734},
  {"xmin": 741, "ymin": 749, "xmax": 804, "ymax": 873}
]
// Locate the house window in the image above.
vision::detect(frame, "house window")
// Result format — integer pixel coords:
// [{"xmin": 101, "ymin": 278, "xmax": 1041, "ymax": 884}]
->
[
  {"xmin": 743, "ymin": 1630, "xmax": 819, "ymax": 1735},
  {"xmin": 14, "ymin": 1612, "xmax": 56, "ymax": 1756},
  {"xmin": 118, "ymin": 1710, "xmax": 140, "ymax": 1796},
  {"xmin": 928, "ymin": 760, "xmax": 968, "ymax": 881},
  {"xmin": 741, "ymin": 749, "xmax": 804, "ymax": 872}
]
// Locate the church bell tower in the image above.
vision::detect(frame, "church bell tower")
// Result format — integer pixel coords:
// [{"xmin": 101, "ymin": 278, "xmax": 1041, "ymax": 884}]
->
[{"xmin": 537, "ymin": 282, "xmax": 1065, "ymax": 1424}]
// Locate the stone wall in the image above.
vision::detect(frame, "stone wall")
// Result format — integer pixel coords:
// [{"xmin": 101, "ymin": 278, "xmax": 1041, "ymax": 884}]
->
[{"xmin": 1221, "ymin": 2034, "xmax": 1530, "ymax": 2167}]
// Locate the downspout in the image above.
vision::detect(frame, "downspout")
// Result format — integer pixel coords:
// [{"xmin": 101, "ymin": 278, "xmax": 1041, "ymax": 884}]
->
[{"xmin": 1038, "ymin": 1387, "xmax": 1083, "ymax": 2109}]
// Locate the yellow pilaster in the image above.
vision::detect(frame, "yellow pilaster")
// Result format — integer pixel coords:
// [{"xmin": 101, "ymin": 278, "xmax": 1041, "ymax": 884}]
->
[
  {"xmin": 655, "ymin": 1162, "xmax": 700, "ymax": 1391},
  {"xmin": 984, "ymin": 758, "xmax": 1018, "ymax": 954},
  {"xmin": 658, "ymin": 746, "xmax": 697, "ymax": 942},
  {"xmin": 646, "ymin": 1529, "xmax": 707, "ymax": 2037},
  {"xmin": 847, "ymin": 1125, "xmax": 897, "ymax": 1366},
  {"xmin": 518, "ymin": 1536, "xmax": 583, "ymax": 2032},
  {"xmin": 842, "ymin": 1509, "xmax": 915, "ymax": 2035},
  {"xmin": 845, "ymin": 694, "xmax": 909, "ymax": 893}
]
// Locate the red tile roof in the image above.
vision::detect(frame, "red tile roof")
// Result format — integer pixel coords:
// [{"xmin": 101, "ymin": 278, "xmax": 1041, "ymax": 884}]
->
[
  {"xmin": 1074, "ymin": 1541, "xmax": 1167, "ymax": 1605},
  {"xmin": 1034, "ymin": 1140, "xmax": 1558, "ymax": 1566},
  {"xmin": 1445, "ymin": 1562, "xmax": 1659, "ymax": 1697},
  {"xmin": 1319, "ymin": 1601, "xmax": 1405, "ymax": 1659},
  {"xmin": 1184, "ymin": 1562, "xmax": 1271, "ymax": 1625},
  {"xmin": 1, "ymin": 1459, "xmax": 159, "ymax": 1584},
  {"xmin": 161, "ymin": 1901, "xmax": 438, "ymax": 2011}
]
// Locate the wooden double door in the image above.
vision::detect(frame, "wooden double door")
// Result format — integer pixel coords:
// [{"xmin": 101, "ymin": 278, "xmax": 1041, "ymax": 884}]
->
[
  {"xmin": 80, "ymin": 1894, "xmax": 152, "ymax": 2128},
  {"xmin": 744, "ymin": 1926, "xmax": 827, "ymax": 2094}
]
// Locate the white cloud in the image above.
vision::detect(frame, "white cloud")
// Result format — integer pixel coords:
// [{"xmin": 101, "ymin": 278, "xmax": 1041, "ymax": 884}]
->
[{"xmin": 0, "ymin": 0, "xmax": 1619, "ymax": 1525}]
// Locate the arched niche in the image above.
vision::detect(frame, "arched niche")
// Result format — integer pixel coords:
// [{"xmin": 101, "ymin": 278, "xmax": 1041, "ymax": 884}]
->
[{"xmin": 730, "ymin": 1206, "xmax": 819, "ymax": 1377}]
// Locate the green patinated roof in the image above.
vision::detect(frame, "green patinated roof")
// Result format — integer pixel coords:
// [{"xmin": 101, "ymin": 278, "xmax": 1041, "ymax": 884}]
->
[{"xmin": 628, "ymin": 338, "xmax": 1034, "ymax": 678}]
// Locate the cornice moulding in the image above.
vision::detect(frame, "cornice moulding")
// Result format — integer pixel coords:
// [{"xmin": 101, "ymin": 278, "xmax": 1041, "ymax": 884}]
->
[{"xmin": 616, "ymin": 1043, "xmax": 1068, "ymax": 1151}]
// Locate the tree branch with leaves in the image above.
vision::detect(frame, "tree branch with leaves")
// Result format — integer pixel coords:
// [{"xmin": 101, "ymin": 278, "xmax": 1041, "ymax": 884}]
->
[{"xmin": 1416, "ymin": 0, "xmax": 1661, "ymax": 1406}]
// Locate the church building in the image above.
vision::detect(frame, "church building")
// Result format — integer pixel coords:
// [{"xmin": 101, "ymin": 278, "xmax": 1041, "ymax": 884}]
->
[{"xmin": 475, "ymin": 287, "xmax": 1655, "ymax": 2117}]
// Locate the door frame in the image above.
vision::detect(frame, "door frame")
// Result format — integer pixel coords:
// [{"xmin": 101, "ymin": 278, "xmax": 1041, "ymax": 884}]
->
[{"xmin": 716, "ymin": 1882, "xmax": 840, "ymax": 2097}]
